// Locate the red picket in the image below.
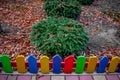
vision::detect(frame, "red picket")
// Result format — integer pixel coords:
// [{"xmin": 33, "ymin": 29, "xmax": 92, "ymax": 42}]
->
[{"xmin": 63, "ymin": 55, "xmax": 74, "ymax": 73}]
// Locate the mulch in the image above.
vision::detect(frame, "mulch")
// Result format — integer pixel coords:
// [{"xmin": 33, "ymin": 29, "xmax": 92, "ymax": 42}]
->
[{"xmin": 0, "ymin": 0, "xmax": 120, "ymax": 60}]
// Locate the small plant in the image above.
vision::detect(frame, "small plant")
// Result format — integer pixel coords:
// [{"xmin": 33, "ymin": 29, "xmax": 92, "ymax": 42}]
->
[
  {"xmin": 77, "ymin": 0, "xmax": 94, "ymax": 5},
  {"xmin": 30, "ymin": 17, "xmax": 89, "ymax": 57},
  {"xmin": 44, "ymin": 0, "xmax": 82, "ymax": 19}
]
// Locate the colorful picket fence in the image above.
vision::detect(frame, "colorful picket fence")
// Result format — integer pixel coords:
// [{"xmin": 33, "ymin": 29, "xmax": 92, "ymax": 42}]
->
[{"xmin": 0, "ymin": 54, "xmax": 120, "ymax": 74}]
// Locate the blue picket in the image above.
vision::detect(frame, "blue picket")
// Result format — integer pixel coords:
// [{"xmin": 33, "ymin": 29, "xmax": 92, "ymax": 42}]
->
[
  {"xmin": 28, "ymin": 55, "xmax": 38, "ymax": 73},
  {"xmin": 117, "ymin": 67, "xmax": 120, "ymax": 73},
  {"xmin": 118, "ymin": 65, "xmax": 120, "ymax": 72},
  {"xmin": 52, "ymin": 54, "xmax": 62, "ymax": 73},
  {"xmin": 97, "ymin": 56, "xmax": 109, "ymax": 73}
]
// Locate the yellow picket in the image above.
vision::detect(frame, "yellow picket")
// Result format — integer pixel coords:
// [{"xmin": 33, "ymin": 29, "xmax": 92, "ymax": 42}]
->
[
  {"xmin": 86, "ymin": 56, "xmax": 98, "ymax": 73},
  {"xmin": 40, "ymin": 56, "xmax": 49, "ymax": 73},
  {"xmin": 108, "ymin": 56, "xmax": 120, "ymax": 72},
  {"xmin": 16, "ymin": 55, "xmax": 26, "ymax": 73}
]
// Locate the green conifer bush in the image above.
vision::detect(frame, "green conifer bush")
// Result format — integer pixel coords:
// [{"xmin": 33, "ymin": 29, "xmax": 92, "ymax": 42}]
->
[
  {"xmin": 30, "ymin": 17, "xmax": 89, "ymax": 57},
  {"xmin": 44, "ymin": 0, "xmax": 82, "ymax": 19}
]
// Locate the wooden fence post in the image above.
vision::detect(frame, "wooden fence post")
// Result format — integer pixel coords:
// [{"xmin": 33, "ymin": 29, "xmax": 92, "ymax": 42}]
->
[
  {"xmin": 16, "ymin": 55, "xmax": 26, "ymax": 73},
  {"xmin": 0, "ymin": 54, "xmax": 13, "ymax": 73},
  {"xmin": 28, "ymin": 55, "xmax": 38, "ymax": 73},
  {"xmin": 63, "ymin": 55, "xmax": 74, "ymax": 73},
  {"xmin": 52, "ymin": 54, "xmax": 62, "ymax": 74},
  {"xmin": 97, "ymin": 56, "xmax": 109, "ymax": 73},
  {"xmin": 75, "ymin": 56, "xmax": 86, "ymax": 73},
  {"xmin": 86, "ymin": 56, "xmax": 98, "ymax": 73},
  {"xmin": 40, "ymin": 56, "xmax": 49, "ymax": 74}
]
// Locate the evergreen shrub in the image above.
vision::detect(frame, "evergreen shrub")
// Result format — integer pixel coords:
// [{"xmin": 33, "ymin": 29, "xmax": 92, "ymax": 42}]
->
[
  {"xmin": 30, "ymin": 17, "xmax": 89, "ymax": 57},
  {"xmin": 44, "ymin": 0, "xmax": 82, "ymax": 19}
]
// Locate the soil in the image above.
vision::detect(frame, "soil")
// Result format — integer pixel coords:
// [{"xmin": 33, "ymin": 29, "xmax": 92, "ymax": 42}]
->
[
  {"xmin": 77, "ymin": 0, "xmax": 120, "ymax": 58},
  {"xmin": 0, "ymin": 0, "xmax": 120, "ymax": 60}
]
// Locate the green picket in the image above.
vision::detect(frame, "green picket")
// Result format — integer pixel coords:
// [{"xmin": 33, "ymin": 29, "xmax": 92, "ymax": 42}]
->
[
  {"xmin": 1, "ymin": 54, "xmax": 13, "ymax": 73},
  {"xmin": 75, "ymin": 56, "xmax": 86, "ymax": 73}
]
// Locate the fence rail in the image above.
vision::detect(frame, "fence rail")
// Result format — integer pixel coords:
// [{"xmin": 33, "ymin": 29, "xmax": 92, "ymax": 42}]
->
[{"xmin": 0, "ymin": 54, "xmax": 120, "ymax": 74}]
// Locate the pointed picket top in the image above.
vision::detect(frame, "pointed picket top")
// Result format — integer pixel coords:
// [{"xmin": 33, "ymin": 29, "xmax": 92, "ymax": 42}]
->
[
  {"xmin": 1, "ymin": 54, "xmax": 13, "ymax": 73},
  {"xmin": 97, "ymin": 56, "xmax": 109, "ymax": 73},
  {"xmin": 16, "ymin": 55, "xmax": 26, "ymax": 73},
  {"xmin": 40, "ymin": 56, "xmax": 49, "ymax": 74},
  {"xmin": 63, "ymin": 55, "xmax": 74, "ymax": 73},
  {"xmin": 86, "ymin": 56, "xmax": 98, "ymax": 73},
  {"xmin": 108, "ymin": 56, "xmax": 120, "ymax": 72},
  {"xmin": 75, "ymin": 56, "xmax": 86, "ymax": 74},
  {"xmin": 52, "ymin": 54, "xmax": 62, "ymax": 73},
  {"xmin": 28, "ymin": 54, "xmax": 38, "ymax": 73}
]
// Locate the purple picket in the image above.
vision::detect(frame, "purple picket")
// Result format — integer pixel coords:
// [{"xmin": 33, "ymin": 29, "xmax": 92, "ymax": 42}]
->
[
  {"xmin": 97, "ymin": 56, "xmax": 109, "ymax": 73},
  {"xmin": 63, "ymin": 55, "xmax": 74, "ymax": 73},
  {"xmin": 28, "ymin": 55, "xmax": 38, "ymax": 73},
  {"xmin": 52, "ymin": 54, "xmax": 62, "ymax": 73}
]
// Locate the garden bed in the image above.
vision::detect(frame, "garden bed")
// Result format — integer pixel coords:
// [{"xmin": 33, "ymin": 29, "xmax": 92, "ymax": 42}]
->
[{"xmin": 0, "ymin": 0, "xmax": 120, "ymax": 61}]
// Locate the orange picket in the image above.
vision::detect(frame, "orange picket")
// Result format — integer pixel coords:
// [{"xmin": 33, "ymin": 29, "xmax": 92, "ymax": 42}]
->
[
  {"xmin": 16, "ymin": 55, "xmax": 26, "ymax": 73},
  {"xmin": 86, "ymin": 56, "xmax": 98, "ymax": 73},
  {"xmin": 108, "ymin": 56, "xmax": 120, "ymax": 72},
  {"xmin": 40, "ymin": 56, "xmax": 50, "ymax": 73}
]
